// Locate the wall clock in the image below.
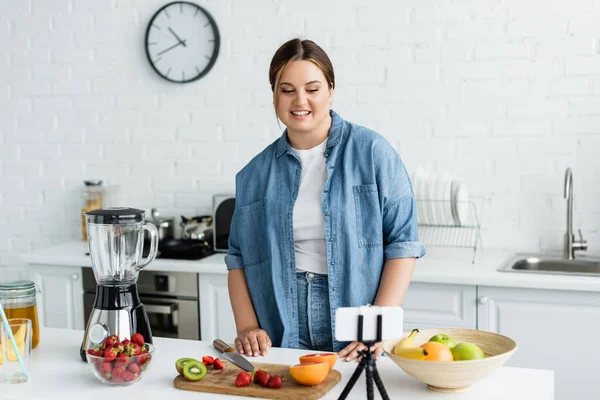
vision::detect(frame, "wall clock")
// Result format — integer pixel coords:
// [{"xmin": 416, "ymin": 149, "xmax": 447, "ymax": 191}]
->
[{"xmin": 145, "ymin": 1, "xmax": 220, "ymax": 83}]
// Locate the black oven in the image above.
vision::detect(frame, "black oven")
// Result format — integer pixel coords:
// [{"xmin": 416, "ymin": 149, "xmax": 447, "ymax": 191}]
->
[{"xmin": 82, "ymin": 269, "xmax": 200, "ymax": 340}]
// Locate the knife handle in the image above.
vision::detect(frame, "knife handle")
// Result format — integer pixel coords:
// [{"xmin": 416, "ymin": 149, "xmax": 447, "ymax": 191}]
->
[{"xmin": 213, "ymin": 339, "xmax": 235, "ymax": 353}]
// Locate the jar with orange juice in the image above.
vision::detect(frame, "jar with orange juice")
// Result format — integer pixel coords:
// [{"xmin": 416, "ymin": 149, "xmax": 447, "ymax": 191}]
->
[{"xmin": 0, "ymin": 281, "xmax": 40, "ymax": 349}]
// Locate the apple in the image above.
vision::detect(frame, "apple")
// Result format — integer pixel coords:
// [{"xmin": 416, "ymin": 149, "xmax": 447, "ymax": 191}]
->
[
  {"xmin": 450, "ymin": 342, "xmax": 485, "ymax": 361},
  {"xmin": 428, "ymin": 334, "xmax": 456, "ymax": 349}
]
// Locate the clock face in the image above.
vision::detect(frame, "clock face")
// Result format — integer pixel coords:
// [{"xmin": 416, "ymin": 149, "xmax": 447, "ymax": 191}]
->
[{"xmin": 145, "ymin": 1, "xmax": 220, "ymax": 83}]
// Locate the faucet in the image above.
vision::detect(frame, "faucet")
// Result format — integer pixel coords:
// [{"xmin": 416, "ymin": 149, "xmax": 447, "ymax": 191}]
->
[{"xmin": 564, "ymin": 167, "xmax": 587, "ymax": 260}]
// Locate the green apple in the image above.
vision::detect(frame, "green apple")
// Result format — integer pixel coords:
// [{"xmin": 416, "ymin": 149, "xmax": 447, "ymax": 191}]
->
[
  {"xmin": 428, "ymin": 334, "xmax": 456, "ymax": 349},
  {"xmin": 450, "ymin": 342, "xmax": 485, "ymax": 361}
]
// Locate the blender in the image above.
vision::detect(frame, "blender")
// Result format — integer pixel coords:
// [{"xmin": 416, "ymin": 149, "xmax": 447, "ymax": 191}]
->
[{"xmin": 80, "ymin": 207, "xmax": 159, "ymax": 362}]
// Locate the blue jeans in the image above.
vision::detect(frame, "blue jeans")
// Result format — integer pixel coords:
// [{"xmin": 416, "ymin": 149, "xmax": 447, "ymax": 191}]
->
[{"xmin": 297, "ymin": 272, "xmax": 334, "ymax": 351}]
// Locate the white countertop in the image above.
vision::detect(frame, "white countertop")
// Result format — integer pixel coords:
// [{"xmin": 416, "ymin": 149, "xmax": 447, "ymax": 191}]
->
[
  {"xmin": 0, "ymin": 327, "xmax": 553, "ymax": 399},
  {"xmin": 20, "ymin": 241, "xmax": 600, "ymax": 292}
]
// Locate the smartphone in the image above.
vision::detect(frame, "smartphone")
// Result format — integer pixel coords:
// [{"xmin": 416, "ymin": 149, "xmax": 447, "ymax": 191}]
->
[{"xmin": 334, "ymin": 306, "xmax": 403, "ymax": 342}]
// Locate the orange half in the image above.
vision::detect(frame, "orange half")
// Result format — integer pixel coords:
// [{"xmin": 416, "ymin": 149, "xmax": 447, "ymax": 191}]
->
[
  {"xmin": 299, "ymin": 352, "xmax": 338, "ymax": 370},
  {"xmin": 289, "ymin": 361, "xmax": 329, "ymax": 386}
]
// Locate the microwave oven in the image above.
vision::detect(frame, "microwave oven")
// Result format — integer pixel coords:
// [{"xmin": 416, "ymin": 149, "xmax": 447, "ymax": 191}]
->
[{"xmin": 212, "ymin": 194, "xmax": 235, "ymax": 252}]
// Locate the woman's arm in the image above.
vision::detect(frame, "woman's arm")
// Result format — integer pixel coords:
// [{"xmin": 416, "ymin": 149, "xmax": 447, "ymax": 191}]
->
[
  {"xmin": 228, "ymin": 269, "xmax": 259, "ymax": 333},
  {"xmin": 373, "ymin": 257, "xmax": 416, "ymax": 306},
  {"xmin": 228, "ymin": 269, "xmax": 272, "ymax": 356}
]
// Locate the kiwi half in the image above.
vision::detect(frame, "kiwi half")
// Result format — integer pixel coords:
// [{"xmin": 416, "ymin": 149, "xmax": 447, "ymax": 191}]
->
[
  {"xmin": 183, "ymin": 360, "xmax": 208, "ymax": 381},
  {"xmin": 176, "ymin": 358, "xmax": 197, "ymax": 375}
]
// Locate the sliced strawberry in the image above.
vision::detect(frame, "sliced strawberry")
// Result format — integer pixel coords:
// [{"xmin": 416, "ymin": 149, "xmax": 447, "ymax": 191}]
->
[
  {"xmin": 202, "ymin": 355, "xmax": 214, "ymax": 366},
  {"xmin": 213, "ymin": 358, "xmax": 224, "ymax": 370}
]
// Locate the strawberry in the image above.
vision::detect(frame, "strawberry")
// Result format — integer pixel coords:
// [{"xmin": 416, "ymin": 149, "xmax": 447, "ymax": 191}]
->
[
  {"xmin": 267, "ymin": 375, "xmax": 283, "ymax": 389},
  {"xmin": 131, "ymin": 333, "xmax": 145, "ymax": 347},
  {"xmin": 121, "ymin": 339, "xmax": 130, "ymax": 346},
  {"xmin": 138, "ymin": 353, "xmax": 150, "ymax": 365},
  {"xmin": 112, "ymin": 365, "xmax": 126, "ymax": 378},
  {"xmin": 93, "ymin": 349, "xmax": 104, "ymax": 357},
  {"xmin": 103, "ymin": 336, "xmax": 115, "ymax": 347},
  {"xmin": 101, "ymin": 361, "xmax": 112, "ymax": 373},
  {"xmin": 104, "ymin": 347, "xmax": 118, "ymax": 360},
  {"xmin": 202, "ymin": 355, "xmax": 214, "ymax": 366},
  {"xmin": 254, "ymin": 369, "xmax": 270, "ymax": 386},
  {"xmin": 235, "ymin": 371, "xmax": 252, "ymax": 387},
  {"xmin": 111, "ymin": 376, "xmax": 125, "ymax": 384},
  {"xmin": 87, "ymin": 349, "xmax": 95, "ymax": 356},
  {"xmin": 128, "ymin": 362, "xmax": 140, "ymax": 374},
  {"xmin": 213, "ymin": 358, "xmax": 224, "ymax": 370},
  {"xmin": 120, "ymin": 370, "xmax": 134, "ymax": 382},
  {"xmin": 125, "ymin": 343, "xmax": 142, "ymax": 357}
]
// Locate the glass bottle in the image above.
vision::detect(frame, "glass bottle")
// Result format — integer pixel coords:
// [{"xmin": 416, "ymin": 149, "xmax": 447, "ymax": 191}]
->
[
  {"xmin": 81, "ymin": 180, "xmax": 104, "ymax": 241},
  {"xmin": 0, "ymin": 280, "xmax": 40, "ymax": 349}
]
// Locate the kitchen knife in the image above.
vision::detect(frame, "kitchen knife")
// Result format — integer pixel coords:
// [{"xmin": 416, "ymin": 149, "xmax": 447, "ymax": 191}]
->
[{"xmin": 213, "ymin": 339, "xmax": 254, "ymax": 372}]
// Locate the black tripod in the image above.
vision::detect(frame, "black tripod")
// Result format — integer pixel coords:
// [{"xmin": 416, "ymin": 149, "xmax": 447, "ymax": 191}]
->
[{"xmin": 338, "ymin": 314, "xmax": 390, "ymax": 400}]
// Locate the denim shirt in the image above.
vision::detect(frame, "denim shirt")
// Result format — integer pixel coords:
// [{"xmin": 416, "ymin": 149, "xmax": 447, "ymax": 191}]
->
[{"xmin": 225, "ymin": 110, "xmax": 426, "ymax": 352}]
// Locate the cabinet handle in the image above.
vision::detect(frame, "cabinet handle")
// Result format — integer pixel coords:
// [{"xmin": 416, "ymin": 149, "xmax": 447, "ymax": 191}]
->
[
  {"xmin": 479, "ymin": 296, "xmax": 488, "ymax": 304},
  {"xmin": 72, "ymin": 274, "xmax": 79, "ymax": 281}
]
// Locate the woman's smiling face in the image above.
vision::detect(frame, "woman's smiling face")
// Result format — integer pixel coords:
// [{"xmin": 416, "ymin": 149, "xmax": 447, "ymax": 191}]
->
[{"xmin": 275, "ymin": 60, "xmax": 333, "ymax": 137}]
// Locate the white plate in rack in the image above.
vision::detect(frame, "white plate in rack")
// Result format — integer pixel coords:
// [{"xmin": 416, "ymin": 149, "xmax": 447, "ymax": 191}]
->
[{"xmin": 455, "ymin": 183, "xmax": 470, "ymax": 226}]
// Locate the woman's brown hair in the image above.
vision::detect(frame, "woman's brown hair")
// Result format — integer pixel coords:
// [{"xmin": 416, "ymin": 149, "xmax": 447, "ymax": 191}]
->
[{"xmin": 269, "ymin": 38, "xmax": 335, "ymax": 111}]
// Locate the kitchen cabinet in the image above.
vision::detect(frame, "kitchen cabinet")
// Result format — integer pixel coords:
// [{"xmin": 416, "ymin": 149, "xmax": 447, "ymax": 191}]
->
[
  {"xmin": 198, "ymin": 273, "xmax": 237, "ymax": 342},
  {"xmin": 477, "ymin": 286, "xmax": 600, "ymax": 400},
  {"xmin": 402, "ymin": 282, "xmax": 477, "ymax": 332},
  {"xmin": 29, "ymin": 265, "xmax": 85, "ymax": 331}
]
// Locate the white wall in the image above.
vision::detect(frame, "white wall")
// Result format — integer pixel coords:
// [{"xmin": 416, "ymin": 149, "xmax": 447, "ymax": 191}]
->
[{"xmin": 1, "ymin": 0, "xmax": 600, "ymax": 269}]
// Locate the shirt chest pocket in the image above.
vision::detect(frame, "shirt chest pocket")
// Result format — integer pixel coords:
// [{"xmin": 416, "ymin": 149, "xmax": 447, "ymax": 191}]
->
[
  {"xmin": 235, "ymin": 199, "xmax": 270, "ymax": 267},
  {"xmin": 353, "ymin": 184, "xmax": 383, "ymax": 248}
]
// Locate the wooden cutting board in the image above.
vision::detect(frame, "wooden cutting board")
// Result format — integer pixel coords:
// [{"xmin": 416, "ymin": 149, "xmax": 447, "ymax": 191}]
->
[{"xmin": 173, "ymin": 360, "xmax": 342, "ymax": 399}]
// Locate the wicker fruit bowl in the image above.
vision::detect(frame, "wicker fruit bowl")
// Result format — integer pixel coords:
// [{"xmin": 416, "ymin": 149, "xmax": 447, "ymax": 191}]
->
[{"xmin": 382, "ymin": 328, "xmax": 517, "ymax": 393}]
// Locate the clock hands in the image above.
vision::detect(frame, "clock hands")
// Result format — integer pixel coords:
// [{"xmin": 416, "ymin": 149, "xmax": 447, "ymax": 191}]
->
[
  {"xmin": 157, "ymin": 39, "xmax": 187, "ymax": 56},
  {"xmin": 168, "ymin": 27, "xmax": 186, "ymax": 47}
]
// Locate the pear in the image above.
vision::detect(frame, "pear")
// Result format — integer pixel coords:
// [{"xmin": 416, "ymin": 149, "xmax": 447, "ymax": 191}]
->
[
  {"xmin": 394, "ymin": 329, "xmax": 420, "ymax": 353},
  {"xmin": 450, "ymin": 342, "xmax": 485, "ymax": 361}
]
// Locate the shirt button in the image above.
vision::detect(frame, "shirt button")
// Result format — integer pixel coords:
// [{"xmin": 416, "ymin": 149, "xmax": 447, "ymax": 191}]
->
[
  {"xmin": 332, "ymin": 287, "xmax": 336, "ymax": 292},
  {"xmin": 307, "ymin": 272, "xmax": 314, "ymax": 279},
  {"xmin": 329, "ymin": 165, "xmax": 334, "ymax": 170},
  {"xmin": 331, "ymin": 261, "xmax": 335, "ymax": 265},
  {"xmin": 324, "ymin": 189, "xmax": 329, "ymax": 193},
  {"xmin": 325, "ymin": 212, "xmax": 331, "ymax": 216},
  {"xmin": 328, "ymin": 238, "xmax": 333, "ymax": 242}
]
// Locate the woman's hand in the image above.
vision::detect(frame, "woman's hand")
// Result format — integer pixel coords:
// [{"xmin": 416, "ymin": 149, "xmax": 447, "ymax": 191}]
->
[
  {"xmin": 234, "ymin": 327, "xmax": 272, "ymax": 357},
  {"xmin": 338, "ymin": 341, "xmax": 384, "ymax": 362}
]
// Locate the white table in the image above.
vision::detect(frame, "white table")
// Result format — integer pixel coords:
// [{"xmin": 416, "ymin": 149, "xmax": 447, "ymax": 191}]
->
[{"xmin": 0, "ymin": 327, "xmax": 554, "ymax": 399}]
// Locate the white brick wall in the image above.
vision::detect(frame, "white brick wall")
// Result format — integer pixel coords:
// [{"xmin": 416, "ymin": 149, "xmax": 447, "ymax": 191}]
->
[{"xmin": 1, "ymin": 0, "xmax": 600, "ymax": 269}]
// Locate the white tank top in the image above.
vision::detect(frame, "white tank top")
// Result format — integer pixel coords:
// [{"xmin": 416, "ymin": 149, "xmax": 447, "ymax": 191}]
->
[{"xmin": 292, "ymin": 139, "xmax": 328, "ymax": 275}]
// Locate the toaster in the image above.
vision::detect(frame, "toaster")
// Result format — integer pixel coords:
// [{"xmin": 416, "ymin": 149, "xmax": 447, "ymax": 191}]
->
[{"xmin": 212, "ymin": 194, "xmax": 236, "ymax": 252}]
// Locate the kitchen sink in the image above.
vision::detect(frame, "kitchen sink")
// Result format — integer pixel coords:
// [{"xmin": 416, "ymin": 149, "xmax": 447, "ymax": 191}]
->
[{"xmin": 497, "ymin": 254, "xmax": 600, "ymax": 277}]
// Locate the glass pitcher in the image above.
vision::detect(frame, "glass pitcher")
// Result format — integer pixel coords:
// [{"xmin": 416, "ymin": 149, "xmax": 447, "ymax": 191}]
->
[{"xmin": 85, "ymin": 207, "xmax": 158, "ymax": 286}]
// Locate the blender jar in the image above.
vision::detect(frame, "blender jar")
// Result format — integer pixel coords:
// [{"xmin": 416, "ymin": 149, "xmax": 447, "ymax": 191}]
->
[
  {"xmin": 0, "ymin": 280, "xmax": 40, "ymax": 349},
  {"xmin": 85, "ymin": 207, "xmax": 158, "ymax": 285}
]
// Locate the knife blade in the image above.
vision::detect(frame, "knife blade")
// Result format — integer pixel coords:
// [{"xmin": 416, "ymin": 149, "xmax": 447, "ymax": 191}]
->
[{"xmin": 213, "ymin": 339, "xmax": 254, "ymax": 372}]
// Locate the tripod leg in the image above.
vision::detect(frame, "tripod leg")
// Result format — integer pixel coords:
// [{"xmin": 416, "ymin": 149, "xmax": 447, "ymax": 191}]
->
[
  {"xmin": 372, "ymin": 363, "xmax": 390, "ymax": 400},
  {"xmin": 338, "ymin": 362, "xmax": 365, "ymax": 400},
  {"xmin": 365, "ymin": 361, "xmax": 374, "ymax": 400}
]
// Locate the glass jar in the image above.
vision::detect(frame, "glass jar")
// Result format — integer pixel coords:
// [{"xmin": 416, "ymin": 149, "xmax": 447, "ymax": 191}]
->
[
  {"xmin": 81, "ymin": 180, "xmax": 104, "ymax": 241},
  {"xmin": 0, "ymin": 280, "xmax": 40, "ymax": 349}
]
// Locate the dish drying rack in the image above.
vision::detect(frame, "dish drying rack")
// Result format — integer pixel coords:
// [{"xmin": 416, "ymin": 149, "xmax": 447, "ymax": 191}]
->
[{"xmin": 416, "ymin": 197, "xmax": 483, "ymax": 264}]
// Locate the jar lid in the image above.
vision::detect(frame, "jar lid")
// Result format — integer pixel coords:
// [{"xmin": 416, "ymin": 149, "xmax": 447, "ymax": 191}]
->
[
  {"xmin": 85, "ymin": 207, "xmax": 145, "ymax": 224},
  {"xmin": 0, "ymin": 280, "xmax": 37, "ymax": 299}
]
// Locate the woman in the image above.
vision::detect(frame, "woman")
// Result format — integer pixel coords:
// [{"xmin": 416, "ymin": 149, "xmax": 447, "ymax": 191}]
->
[{"xmin": 225, "ymin": 38, "xmax": 425, "ymax": 362}]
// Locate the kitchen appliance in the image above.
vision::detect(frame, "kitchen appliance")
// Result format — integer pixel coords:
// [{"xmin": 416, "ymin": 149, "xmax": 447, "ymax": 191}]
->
[
  {"xmin": 180, "ymin": 215, "xmax": 213, "ymax": 243},
  {"xmin": 79, "ymin": 207, "xmax": 159, "ymax": 362},
  {"xmin": 146, "ymin": 208, "xmax": 175, "ymax": 242},
  {"xmin": 212, "ymin": 339, "xmax": 254, "ymax": 372},
  {"xmin": 212, "ymin": 194, "xmax": 235, "ymax": 252},
  {"xmin": 82, "ymin": 269, "xmax": 200, "ymax": 341}
]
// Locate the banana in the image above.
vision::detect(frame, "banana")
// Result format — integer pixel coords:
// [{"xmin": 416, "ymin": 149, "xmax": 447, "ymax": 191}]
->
[
  {"xmin": 394, "ymin": 347, "xmax": 429, "ymax": 360},
  {"xmin": 394, "ymin": 329, "xmax": 420, "ymax": 350}
]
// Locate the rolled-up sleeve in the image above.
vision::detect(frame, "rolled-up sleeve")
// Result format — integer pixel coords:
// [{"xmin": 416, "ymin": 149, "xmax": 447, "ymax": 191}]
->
[
  {"xmin": 382, "ymin": 195, "xmax": 426, "ymax": 260},
  {"xmin": 375, "ymin": 138, "xmax": 426, "ymax": 261},
  {"xmin": 224, "ymin": 211, "xmax": 245, "ymax": 271}
]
